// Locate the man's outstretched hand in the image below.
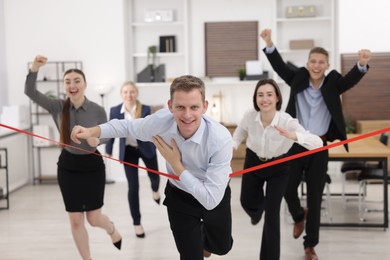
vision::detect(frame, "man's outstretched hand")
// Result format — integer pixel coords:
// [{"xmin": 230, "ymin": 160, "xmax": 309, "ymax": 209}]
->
[{"xmin": 71, "ymin": 125, "xmax": 99, "ymax": 144}]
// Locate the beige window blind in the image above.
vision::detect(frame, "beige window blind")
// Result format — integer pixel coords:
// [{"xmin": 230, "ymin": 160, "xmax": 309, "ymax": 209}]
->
[
  {"xmin": 205, "ymin": 21, "xmax": 258, "ymax": 77},
  {"xmin": 341, "ymin": 52, "xmax": 390, "ymax": 122}
]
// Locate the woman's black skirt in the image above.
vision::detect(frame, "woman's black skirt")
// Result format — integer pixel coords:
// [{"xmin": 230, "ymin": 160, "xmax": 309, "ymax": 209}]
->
[{"xmin": 57, "ymin": 149, "xmax": 105, "ymax": 212}]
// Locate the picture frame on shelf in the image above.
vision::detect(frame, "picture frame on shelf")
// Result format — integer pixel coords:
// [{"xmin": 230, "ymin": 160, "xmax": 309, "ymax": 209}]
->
[
  {"xmin": 289, "ymin": 39, "xmax": 315, "ymax": 50},
  {"xmin": 285, "ymin": 5, "xmax": 317, "ymax": 18},
  {"xmin": 144, "ymin": 9, "xmax": 175, "ymax": 23},
  {"xmin": 159, "ymin": 35, "xmax": 176, "ymax": 53}
]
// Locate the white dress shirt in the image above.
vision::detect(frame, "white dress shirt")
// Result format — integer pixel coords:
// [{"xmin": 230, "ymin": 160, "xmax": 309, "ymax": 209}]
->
[
  {"xmin": 296, "ymin": 80, "xmax": 331, "ymax": 136},
  {"xmin": 120, "ymin": 104, "xmax": 138, "ymax": 147},
  {"xmin": 99, "ymin": 108, "xmax": 233, "ymax": 210},
  {"xmin": 232, "ymin": 109, "xmax": 322, "ymax": 159}
]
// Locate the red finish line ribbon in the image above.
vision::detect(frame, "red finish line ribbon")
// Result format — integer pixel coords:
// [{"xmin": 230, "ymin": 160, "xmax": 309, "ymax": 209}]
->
[
  {"xmin": 230, "ymin": 127, "xmax": 390, "ymax": 177},
  {"xmin": 0, "ymin": 123, "xmax": 179, "ymax": 180},
  {"xmin": 1, "ymin": 123, "xmax": 389, "ymax": 179}
]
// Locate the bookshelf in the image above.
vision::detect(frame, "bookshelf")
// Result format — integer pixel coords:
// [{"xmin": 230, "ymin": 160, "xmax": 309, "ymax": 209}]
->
[{"xmin": 126, "ymin": 0, "xmax": 190, "ymax": 83}]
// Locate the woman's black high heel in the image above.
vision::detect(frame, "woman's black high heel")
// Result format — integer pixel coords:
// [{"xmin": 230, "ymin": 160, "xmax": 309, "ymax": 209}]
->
[
  {"xmin": 135, "ymin": 225, "xmax": 145, "ymax": 238},
  {"xmin": 136, "ymin": 232, "xmax": 145, "ymax": 238},
  {"xmin": 108, "ymin": 222, "xmax": 122, "ymax": 250}
]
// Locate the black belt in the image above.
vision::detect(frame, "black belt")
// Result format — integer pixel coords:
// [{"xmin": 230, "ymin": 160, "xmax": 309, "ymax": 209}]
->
[{"xmin": 258, "ymin": 153, "xmax": 286, "ymax": 162}]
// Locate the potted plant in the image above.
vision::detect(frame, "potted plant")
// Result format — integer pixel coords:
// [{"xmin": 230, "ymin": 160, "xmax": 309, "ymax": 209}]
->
[
  {"xmin": 343, "ymin": 112, "xmax": 356, "ymax": 134},
  {"xmin": 239, "ymin": 67, "xmax": 246, "ymax": 81},
  {"xmin": 147, "ymin": 45, "xmax": 157, "ymax": 70}
]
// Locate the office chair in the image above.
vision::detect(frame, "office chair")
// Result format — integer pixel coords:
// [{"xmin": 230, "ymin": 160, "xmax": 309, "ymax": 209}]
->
[
  {"xmin": 340, "ymin": 160, "xmax": 366, "ymax": 204},
  {"xmin": 358, "ymin": 133, "xmax": 390, "ymax": 221},
  {"xmin": 357, "ymin": 133, "xmax": 389, "ymax": 221},
  {"xmin": 357, "ymin": 167, "xmax": 390, "ymax": 221},
  {"xmin": 340, "ymin": 133, "xmax": 389, "ymax": 205}
]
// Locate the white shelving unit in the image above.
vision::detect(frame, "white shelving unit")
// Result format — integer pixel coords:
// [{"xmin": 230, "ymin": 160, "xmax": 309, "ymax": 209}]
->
[
  {"xmin": 126, "ymin": 0, "xmax": 189, "ymax": 83},
  {"xmin": 0, "ymin": 148, "xmax": 9, "ymax": 209},
  {"xmin": 273, "ymin": 0, "xmax": 337, "ymax": 82}
]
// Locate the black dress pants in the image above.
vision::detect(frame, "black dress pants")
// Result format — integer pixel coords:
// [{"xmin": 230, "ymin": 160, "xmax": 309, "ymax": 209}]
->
[
  {"xmin": 124, "ymin": 145, "xmax": 159, "ymax": 225},
  {"xmin": 163, "ymin": 181, "xmax": 233, "ymax": 260},
  {"xmin": 240, "ymin": 148, "xmax": 289, "ymax": 260},
  {"xmin": 284, "ymin": 143, "xmax": 328, "ymax": 248}
]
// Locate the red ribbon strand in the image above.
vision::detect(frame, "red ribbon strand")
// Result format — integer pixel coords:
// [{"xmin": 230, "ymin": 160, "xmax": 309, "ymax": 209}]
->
[{"xmin": 1, "ymin": 123, "xmax": 389, "ymax": 179}]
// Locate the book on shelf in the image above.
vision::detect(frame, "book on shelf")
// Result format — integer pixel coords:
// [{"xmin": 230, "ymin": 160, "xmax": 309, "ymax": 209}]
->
[{"xmin": 159, "ymin": 35, "xmax": 176, "ymax": 53}]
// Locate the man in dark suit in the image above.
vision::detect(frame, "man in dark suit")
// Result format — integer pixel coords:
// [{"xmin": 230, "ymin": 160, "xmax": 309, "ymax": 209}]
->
[
  {"xmin": 105, "ymin": 81, "xmax": 160, "ymax": 238},
  {"xmin": 261, "ymin": 28, "xmax": 371, "ymax": 260}
]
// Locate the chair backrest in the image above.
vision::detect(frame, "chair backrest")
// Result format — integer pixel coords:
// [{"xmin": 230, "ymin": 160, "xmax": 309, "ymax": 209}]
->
[{"xmin": 380, "ymin": 133, "xmax": 388, "ymax": 146}]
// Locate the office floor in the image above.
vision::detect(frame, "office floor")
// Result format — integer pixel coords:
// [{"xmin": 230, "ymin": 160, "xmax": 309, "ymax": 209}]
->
[{"xmin": 0, "ymin": 173, "xmax": 389, "ymax": 260}]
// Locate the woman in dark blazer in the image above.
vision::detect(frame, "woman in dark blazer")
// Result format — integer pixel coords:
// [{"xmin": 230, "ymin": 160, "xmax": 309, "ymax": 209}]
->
[{"xmin": 105, "ymin": 81, "xmax": 160, "ymax": 238}]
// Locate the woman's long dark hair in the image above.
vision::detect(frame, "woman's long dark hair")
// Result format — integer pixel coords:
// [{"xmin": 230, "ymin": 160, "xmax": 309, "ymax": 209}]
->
[{"xmin": 60, "ymin": 69, "xmax": 86, "ymax": 147}]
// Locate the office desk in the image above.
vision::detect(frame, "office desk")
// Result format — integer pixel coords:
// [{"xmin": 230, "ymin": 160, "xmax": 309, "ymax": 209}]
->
[{"xmin": 321, "ymin": 135, "xmax": 389, "ymax": 229}]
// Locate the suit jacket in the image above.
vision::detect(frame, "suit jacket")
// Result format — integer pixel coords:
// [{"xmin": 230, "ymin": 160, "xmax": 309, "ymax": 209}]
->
[
  {"xmin": 264, "ymin": 47, "xmax": 369, "ymax": 151},
  {"xmin": 105, "ymin": 103, "xmax": 156, "ymax": 160}
]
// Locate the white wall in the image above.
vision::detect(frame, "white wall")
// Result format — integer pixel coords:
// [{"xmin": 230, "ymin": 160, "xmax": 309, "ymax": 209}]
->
[
  {"xmin": 4, "ymin": 0, "xmax": 126, "ymax": 108},
  {"xmin": 0, "ymin": 0, "xmax": 7, "ymax": 113},
  {"xmin": 338, "ymin": 0, "xmax": 390, "ymax": 53},
  {"xmin": 3, "ymin": 0, "xmax": 128, "ymax": 182}
]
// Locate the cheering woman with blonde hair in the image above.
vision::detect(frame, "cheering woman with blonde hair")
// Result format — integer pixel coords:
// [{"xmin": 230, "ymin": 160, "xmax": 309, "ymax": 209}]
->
[{"xmin": 105, "ymin": 81, "xmax": 160, "ymax": 238}]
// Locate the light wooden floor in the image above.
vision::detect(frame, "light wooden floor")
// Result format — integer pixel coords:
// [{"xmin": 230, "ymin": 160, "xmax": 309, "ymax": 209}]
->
[{"xmin": 0, "ymin": 174, "xmax": 389, "ymax": 260}]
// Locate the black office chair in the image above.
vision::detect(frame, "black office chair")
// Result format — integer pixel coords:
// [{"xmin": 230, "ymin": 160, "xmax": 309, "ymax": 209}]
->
[
  {"xmin": 357, "ymin": 133, "xmax": 389, "ymax": 221},
  {"xmin": 340, "ymin": 133, "xmax": 388, "ymax": 205}
]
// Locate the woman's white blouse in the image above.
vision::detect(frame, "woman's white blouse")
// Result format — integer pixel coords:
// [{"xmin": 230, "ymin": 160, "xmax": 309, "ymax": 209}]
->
[{"xmin": 232, "ymin": 109, "xmax": 323, "ymax": 159}]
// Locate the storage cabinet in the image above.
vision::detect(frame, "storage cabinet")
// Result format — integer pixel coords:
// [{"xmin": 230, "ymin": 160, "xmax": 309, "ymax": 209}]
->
[
  {"xmin": 0, "ymin": 148, "xmax": 9, "ymax": 209},
  {"xmin": 126, "ymin": 0, "xmax": 189, "ymax": 83},
  {"xmin": 27, "ymin": 61, "xmax": 83, "ymax": 184},
  {"xmin": 273, "ymin": 0, "xmax": 337, "ymax": 82}
]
